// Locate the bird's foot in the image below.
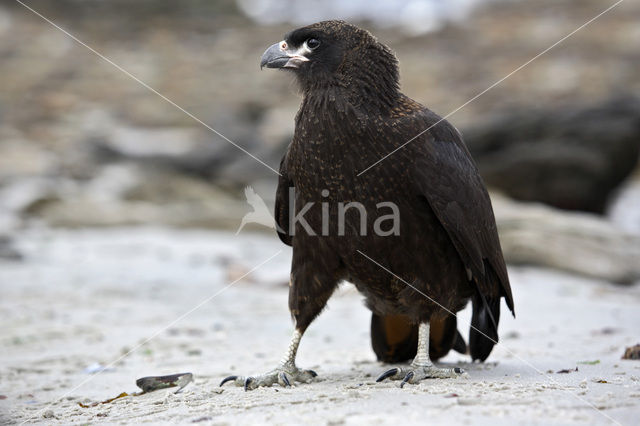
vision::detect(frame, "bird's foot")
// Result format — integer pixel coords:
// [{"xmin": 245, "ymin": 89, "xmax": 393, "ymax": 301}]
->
[
  {"xmin": 220, "ymin": 364, "xmax": 317, "ymax": 391},
  {"xmin": 376, "ymin": 363, "xmax": 464, "ymax": 387}
]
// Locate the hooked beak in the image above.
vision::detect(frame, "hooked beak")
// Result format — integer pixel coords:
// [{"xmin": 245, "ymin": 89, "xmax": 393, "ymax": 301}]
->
[{"xmin": 260, "ymin": 41, "xmax": 309, "ymax": 70}]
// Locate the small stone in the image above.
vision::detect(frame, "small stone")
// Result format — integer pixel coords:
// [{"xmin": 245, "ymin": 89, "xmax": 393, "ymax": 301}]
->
[
  {"xmin": 504, "ymin": 331, "xmax": 520, "ymax": 339},
  {"xmin": 622, "ymin": 344, "xmax": 640, "ymax": 360},
  {"xmin": 457, "ymin": 398, "xmax": 480, "ymax": 406}
]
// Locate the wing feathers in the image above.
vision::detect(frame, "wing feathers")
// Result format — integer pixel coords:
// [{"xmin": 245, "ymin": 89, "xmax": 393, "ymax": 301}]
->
[
  {"xmin": 413, "ymin": 136, "xmax": 514, "ymax": 315},
  {"xmin": 275, "ymin": 154, "xmax": 293, "ymax": 246}
]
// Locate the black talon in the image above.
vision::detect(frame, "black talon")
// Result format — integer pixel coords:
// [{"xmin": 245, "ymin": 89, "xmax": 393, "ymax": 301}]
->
[
  {"xmin": 376, "ymin": 368, "xmax": 398, "ymax": 382},
  {"xmin": 244, "ymin": 377, "xmax": 254, "ymax": 391},
  {"xmin": 279, "ymin": 372, "xmax": 291, "ymax": 387},
  {"xmin": 308, "ymin": 369, "xmax": 318, "ymax": 377},
  {"xmin": 454, "ymin": 367, "xmax": 462, "ymax": 374},
  {"xmin": 400, "ymin": 371, "xmax": 414, "ymax": 388},
  {"xmin": 220, "ymin": 375, "xmax": 237, "ymax": 387}
]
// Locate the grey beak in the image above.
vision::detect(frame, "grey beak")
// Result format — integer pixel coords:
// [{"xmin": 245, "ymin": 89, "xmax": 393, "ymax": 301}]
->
[{"xmin": 260, "ymin": 43, "xmax": 290, "ymax": 69}]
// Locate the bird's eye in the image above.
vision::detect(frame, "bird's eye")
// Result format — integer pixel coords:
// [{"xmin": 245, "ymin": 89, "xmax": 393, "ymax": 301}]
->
[{"xmin": 305, "ymin": 38, "xmax": 320, "ymax": 50}]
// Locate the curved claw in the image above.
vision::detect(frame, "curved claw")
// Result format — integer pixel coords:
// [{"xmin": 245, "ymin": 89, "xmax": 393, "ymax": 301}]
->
[
  {"xmin": 279, "ymin": 371, "xmax": 291, "ymax": 387},
  {"xmin": 244, "ymin": 377, "xmax": 254, "ymax": 391},
  {"xmin": 376, "ymin": 368, "xmax": 399, "ymax": 383},
  {"xmin": 220, "ymin": 375, "xmax": 238, "ymax": 387},
  {"xmin": 400, "ymin": 371, "xmax": 414, "ymax": 388}
]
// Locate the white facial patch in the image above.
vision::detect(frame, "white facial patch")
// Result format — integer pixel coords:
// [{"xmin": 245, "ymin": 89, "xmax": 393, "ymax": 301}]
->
[{"xmin": 278, "ymin": 40, "xmax": 310, "ymax": 68}]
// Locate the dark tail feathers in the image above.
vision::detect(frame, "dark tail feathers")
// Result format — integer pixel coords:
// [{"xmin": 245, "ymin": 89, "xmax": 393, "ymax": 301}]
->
[
  {"xmin": 453, "ymin": 328, "xmax": 467, "ymax": 355},
  {"xmin": 469, "ymin": 293, "xmax": 501, "ymax": 362}
]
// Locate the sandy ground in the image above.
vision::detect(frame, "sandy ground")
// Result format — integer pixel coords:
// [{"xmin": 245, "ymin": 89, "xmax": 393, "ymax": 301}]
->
[{"xmin": 1, "ymin": 228, "xmax": 639, "ymax": 425}]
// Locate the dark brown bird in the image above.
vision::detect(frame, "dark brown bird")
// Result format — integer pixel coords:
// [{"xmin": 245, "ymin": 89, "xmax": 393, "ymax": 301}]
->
[{"xmin": 221, "ymin": 20, "xmax": 514, "ymax": 390}]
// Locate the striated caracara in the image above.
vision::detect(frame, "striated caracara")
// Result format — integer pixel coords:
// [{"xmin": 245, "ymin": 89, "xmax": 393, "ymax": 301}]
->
[{"xmin": 221, "ymin": 20, "xmax": 514, "ymax": 390}]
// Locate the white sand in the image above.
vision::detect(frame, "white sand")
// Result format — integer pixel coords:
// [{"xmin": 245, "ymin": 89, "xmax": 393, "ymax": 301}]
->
[{"xmin": 1, "ymin": 228, "xmax": 639, "ymax": 425}]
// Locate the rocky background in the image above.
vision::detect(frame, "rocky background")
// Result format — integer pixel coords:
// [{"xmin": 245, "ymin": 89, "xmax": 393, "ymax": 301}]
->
[{"xmin": 1, "ymin": 0, "xmax": 639, "ymax": 279}]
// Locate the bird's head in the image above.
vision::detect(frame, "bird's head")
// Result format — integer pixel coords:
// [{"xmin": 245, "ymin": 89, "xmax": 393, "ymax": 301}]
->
[{"xmin": 260, "ymin": 20, "xmax": 400, "ymax": 103}]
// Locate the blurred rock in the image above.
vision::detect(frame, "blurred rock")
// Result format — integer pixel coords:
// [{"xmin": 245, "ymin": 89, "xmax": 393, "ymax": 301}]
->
[
  {"xmin": 608, "ymin": 173, "xmax": 640, "ymax": 235},
  {"xmin": 90, "ymin": 124, "xmax": 220, "ymax": 176},
  {"xmin": 466, "ymin": 96, "xmax": 640, "ymax": 214},
  {"xmin": 0, "ymin": 140, "xmax": 57, "ymax": 179},
  {"xmin": 0, "ymin": 178, "xmax": 63, "ymax": 231},
  {"xmin": 622, "ymin": 344, "xmax": 640, "ymax": 360},
  {"xmin": 492, "ymin": 193, "xmax": 640, "ymax": 284},
  {"xmin": 22, "ymin": 166, "xmax": 249, "ymax": 228},
  {"xmin": 83, "ymin": 105, "xmax": 283, "ymax": 184},
  {"xmin": 97, "ymin": 126, "xmax": 204, "ymax": 159},
  {"xmin": 0, "ymin": 235, "xmax": 22, "ymax": 261}
]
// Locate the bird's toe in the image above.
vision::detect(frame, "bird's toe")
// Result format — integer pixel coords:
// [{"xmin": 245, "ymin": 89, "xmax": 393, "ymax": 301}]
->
[
  {"xmin": 220, "ymin": 366, "xmax": 318, "ymax": 391},
  {"xmin": 376, "ymin": 364, "xmax": 464, "ymax": 386}
]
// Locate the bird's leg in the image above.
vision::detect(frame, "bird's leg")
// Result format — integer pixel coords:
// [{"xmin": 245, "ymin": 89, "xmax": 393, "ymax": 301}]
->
[
  {"xmin": 221, "ymin": 263, "xmax": 337, "ymax": 391},
  {"xmin": 376, "ymin": 322, "xmax": 464, "ymax": 387},
  {"xmin": 220, "ymin": 328, "xmax": 317, "ymax": 390}
]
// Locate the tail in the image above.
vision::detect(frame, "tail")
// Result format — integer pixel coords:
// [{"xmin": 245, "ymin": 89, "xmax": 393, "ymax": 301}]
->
[
  {"xmin": 371, "ymin": 314, "xmax": 467, "ymax": 363},
  {"xmin": 469, "ymin": 292, "xmax": 501, "ymax": 362}
]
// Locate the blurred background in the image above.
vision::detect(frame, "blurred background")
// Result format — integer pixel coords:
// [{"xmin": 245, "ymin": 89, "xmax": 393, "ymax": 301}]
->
[
  {"xmin": 0, "ymin": 0, "xmax": 638, "ymax": 229},
  {"xmin": 1, "ymin": 0, "xmax": 639, "ymax": 280},
  {"xmin": 1, "ymin": 1, "xmax": 640, "ymax": 423}
]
